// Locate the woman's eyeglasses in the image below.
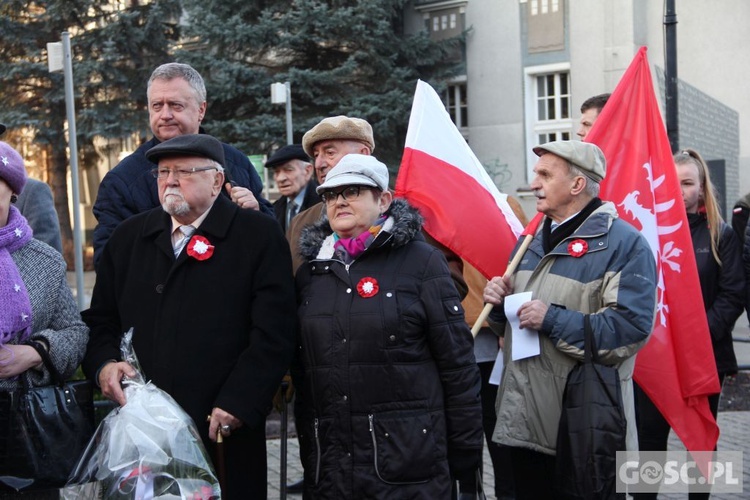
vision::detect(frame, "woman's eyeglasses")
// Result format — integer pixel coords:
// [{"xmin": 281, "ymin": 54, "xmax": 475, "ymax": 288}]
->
[{"xmin": 320, "ymin": 185, "xmax": 369, "ymax": 205}]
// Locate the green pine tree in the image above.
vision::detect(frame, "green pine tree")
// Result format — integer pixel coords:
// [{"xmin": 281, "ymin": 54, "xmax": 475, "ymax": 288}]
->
[
  {"xmin": 0, "ymin": 0, "xmax": 180, "ymax": 265},
  {"xmin": 178, "ymin": 0, "xmax": 462, "ymax": 170}
]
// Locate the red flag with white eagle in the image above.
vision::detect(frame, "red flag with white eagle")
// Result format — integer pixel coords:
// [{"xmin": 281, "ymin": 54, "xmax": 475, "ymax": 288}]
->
[
  {"xmin": 587, "ymin": 47, "xmax": 720, "ymax": 452},
  {"xmin": 395, "ymin": 80, "xmax": 523, "ymax": 279}
]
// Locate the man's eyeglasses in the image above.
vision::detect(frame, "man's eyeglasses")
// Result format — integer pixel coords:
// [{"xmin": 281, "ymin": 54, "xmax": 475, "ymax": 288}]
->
[
  {"xmin": 320, "ymin": 185, "xmax": 369, "ymax": 205},
  {"xmin": 151, "ymin": 166, "xmax": 221, "ymax": 180}
]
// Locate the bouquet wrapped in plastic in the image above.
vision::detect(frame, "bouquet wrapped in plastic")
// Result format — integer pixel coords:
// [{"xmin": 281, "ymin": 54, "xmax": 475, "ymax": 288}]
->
[{"xmin": 63, "ymin": 329, "xmax": 220, "ymax": 499}]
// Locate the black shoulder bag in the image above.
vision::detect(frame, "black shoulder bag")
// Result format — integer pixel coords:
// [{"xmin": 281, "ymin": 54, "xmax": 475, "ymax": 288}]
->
[
  {"xmin": 555, "ymin": 315, "xmax": 627, "ymax": 500},
  {"xmin": 0, "ymin": 341, "xmax": 95, "ymax": 492}
]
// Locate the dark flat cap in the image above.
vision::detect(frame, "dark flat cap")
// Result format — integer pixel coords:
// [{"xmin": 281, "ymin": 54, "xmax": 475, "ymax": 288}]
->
[
  {"xmin": 146, "ymin": 134, "xmax": 225, "ymax": 166},
  {"xmin": 0, "ymin": 123, "xmax": 6, "ymax": 136},
  {"xmin": 265, "ymin": 144, "xmax": 310, "ymax": 169}
]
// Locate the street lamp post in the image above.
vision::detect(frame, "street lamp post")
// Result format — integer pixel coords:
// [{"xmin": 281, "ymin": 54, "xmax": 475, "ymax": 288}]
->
[
  {"xmin": 664, "ymin": 0, "xmax": 679, "ymax": 153},
  {"xmin": 270, "ymin": 80, "xmax": 293, "ymax": 499},
  {"xmin": 271, "ymin": 81, "xmax": 293, "ymax": 145},
  {"xmin": 47, "ymin": 32, "xmax": 85, "ymax": 311}
]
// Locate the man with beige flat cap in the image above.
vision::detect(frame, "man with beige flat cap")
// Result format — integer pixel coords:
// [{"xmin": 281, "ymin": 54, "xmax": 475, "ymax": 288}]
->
[
  {"xmin": 482, "ymin": 140, "xmax": 657, "ymax": 499},
  {"xmin": 287, "ymin": 116, "xmax": 375, "ymax": 273},
  {"xmin": 288, "ymin": 115, "xmax": 466, "ymax": 295}
]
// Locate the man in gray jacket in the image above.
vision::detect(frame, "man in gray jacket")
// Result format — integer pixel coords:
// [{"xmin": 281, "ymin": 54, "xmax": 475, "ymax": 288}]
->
[{"xmin": 483, "ymin": 140, "xmax": 657, "ymax": 499}]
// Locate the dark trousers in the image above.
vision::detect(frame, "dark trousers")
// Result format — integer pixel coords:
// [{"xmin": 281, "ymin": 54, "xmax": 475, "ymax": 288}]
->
[
  {"xmin": 457, "ymin": 360, "xmax": 515, "ymax": 498},
  {"xmin": 206, "ymin": 424, "xmax": 267, "ymax": 499},
  {"xmin": 509, "ymin": 446, "xmax": 556, "ymax": 499},
  {"xmin": 634, "ymin": 376, "xmax": 724, "ymax": 500}
]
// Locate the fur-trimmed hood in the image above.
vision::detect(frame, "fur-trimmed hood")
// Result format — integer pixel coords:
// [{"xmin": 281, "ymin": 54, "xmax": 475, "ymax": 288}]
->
[{"xmin": 298, "ymin": 198, "xmax": 423, "ymax": 262}]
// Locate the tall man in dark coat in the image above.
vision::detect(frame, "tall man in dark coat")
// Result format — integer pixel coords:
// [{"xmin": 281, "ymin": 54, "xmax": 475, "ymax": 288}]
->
[
  {"xmin": 82, "ymin": 134, "xmax": 296, "ymax": 499},
  {"xmin": 91, "ymin": 62, "xmax": 274, "ymax": 270},
  {"xmin": 264, "ymin": 144, "xmax": 320, "ymax": 233}
]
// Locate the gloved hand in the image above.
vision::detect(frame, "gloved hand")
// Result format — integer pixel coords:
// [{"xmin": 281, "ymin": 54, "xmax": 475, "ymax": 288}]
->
[
  {"xmin": 449, "ymin": 447, "xmax": 482, "ymax": 484},
  {"xmin": 272, "ymin": 373, "xmax": 295, "ymax": 413}
]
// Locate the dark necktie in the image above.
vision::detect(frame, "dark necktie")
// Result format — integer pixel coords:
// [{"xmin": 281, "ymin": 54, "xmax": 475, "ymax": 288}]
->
[{"xmin": 286, "ymin": 200, "xmax": 298, "ymax": 227}]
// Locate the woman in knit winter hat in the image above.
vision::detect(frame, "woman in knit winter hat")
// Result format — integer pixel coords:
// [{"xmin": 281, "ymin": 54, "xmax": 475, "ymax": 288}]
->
[{"xmin": 0, "ymin": 141, "xmax": 89, "ymax": 490}]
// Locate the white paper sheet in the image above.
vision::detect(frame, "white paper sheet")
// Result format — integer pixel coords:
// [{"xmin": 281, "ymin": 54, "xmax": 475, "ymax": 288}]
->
[
  {"xmin": 504, "ymin": 291, "xmax": 541, "ymax": 361},
  {"xmin": 489, "ymin": 349, "xmax": 504, "ymax": 385}
]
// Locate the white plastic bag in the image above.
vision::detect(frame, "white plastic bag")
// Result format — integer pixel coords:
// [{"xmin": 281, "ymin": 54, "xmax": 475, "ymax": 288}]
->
[{"xmin": 63, "ymin": 329, "xmax": 220, "ymax": 499}]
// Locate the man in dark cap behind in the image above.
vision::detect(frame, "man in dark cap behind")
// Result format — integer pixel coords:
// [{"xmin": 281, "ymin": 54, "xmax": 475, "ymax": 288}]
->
[
  {"xmin": 265, "ymin": 144, "xmax": 320, "ymax": 233},
  {"xmin": 82, "ymin": 134, "xmax": 296, "ymax": 499}
]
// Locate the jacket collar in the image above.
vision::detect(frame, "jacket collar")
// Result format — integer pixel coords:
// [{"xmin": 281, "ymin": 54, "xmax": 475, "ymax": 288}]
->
[
  {"xmin": 530, "ymin": 201, "xmax": 618, "ymax": 258},
  {"xmin": 298, "ymin": 198, "xmax": 423, "ymax": 262},
  {"xmin": 141, "ymin": 194, "xmax": 237, "ymax": 260}
]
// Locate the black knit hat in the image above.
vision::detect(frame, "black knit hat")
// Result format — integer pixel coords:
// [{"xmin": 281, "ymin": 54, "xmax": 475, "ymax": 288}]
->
[{"xmin": 146, "ymin": 134, "xmax": 225, "ymax": 166}]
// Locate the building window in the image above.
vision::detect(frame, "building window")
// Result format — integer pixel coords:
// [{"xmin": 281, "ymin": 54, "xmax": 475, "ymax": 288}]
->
[
  {"xmin": 536, "ymin": 72, "xmax": 570, "ymax": 122},
  {"xmin": 444, "ymin": 82, "xmax": 468, "ymax": 129},
  {"xmin": 527, "ymin": 0, "xmax": 564, "ymax": 52},
  {"xmin": 423, "ymin": 6, "xmax": 464, "ymax": 41},
  {"xmin": 524, "ymin": 64, "xmax": 572, "ymax": 177},
  {"xmin": 530, "ymin": 0, "xmax": 560, "ymax": 15}
]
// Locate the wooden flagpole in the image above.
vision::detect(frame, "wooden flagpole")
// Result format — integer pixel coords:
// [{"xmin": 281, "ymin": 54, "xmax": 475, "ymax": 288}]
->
[{"xmin": 471, "ymin": 212, "xmax": 543, "ymax": 337}]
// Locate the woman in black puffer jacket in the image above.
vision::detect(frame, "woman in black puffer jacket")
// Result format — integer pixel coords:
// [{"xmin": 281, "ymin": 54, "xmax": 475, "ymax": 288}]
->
[
  {"xmin": 292, "ymin": 154, "xmax": 483, "ymax": 499},
  {"xmin": 634, "ymin": 148, "xmax": 744, "ymax": 500}
]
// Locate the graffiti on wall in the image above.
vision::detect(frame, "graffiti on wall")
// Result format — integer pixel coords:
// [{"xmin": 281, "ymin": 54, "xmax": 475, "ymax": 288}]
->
[{"xmin": 483, "ymin": 158, "xmax": 513, "ymax": 191}]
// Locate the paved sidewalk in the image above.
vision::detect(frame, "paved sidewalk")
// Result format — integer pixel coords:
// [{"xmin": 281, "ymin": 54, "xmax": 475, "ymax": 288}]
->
[
  {"xmin": 266, "ymin": 411, "xmax": 750, "ymax": 499},
  {"xmin": 70, "ymin": 272, "xmax": 749, "ymax": 498}
]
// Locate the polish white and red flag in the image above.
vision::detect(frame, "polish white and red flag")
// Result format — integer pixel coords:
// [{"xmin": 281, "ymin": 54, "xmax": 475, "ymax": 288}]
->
[
  {"xmin": 395, "ymin": 80, "xmax": 524, "ymax": 279},
  {"xmin": 587, "ymin": 47, "xmax": 720, "ymax": 452}
]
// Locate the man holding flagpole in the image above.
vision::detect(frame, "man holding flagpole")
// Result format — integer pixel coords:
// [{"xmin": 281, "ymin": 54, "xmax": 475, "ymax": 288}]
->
[{"xmin": 483, "ymin": 140, "xmax": 657, "ymax": 499}]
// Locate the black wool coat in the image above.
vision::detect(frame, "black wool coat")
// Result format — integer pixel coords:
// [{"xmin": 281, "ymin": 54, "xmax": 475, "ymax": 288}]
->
[{"xmin": 83, "ymin": 194, "xmax": 296, "ymax": 498}]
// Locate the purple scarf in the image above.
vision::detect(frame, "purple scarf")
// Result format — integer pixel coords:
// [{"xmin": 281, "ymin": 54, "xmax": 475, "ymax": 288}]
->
[
  {"xmin": 0, "ymin": 206, "xmax": 34, "ymax": 357},
  {"xmin": 333, "ymin": 215, "xmax": 387, "ymax": 264}
]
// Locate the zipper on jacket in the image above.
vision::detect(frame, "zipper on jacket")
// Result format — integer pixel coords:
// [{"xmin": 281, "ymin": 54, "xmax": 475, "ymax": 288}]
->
[
  {"xmin": 336, "ymin": 232, "xmax": 395, "ymax": 274},
  {"xmin": 368, "ymin": 414, "xmax": 429, "ymax": 485},
  {"xmin": 314, "ymin": 418, "xmax": 321, "ymax": 484}
]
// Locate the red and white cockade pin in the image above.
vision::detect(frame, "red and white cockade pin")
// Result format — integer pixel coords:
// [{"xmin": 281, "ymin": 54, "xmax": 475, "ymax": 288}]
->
[
  {"xmin": 567, "ymin": 239, "xmax": 588, "ymax": 258},
  {"xmin": 187, "ymin": 235, "xmax": 215, "ymax": 261},
  {"xmin": 356, "ymin": 277, "xmax": 379, "ymax": 298}
]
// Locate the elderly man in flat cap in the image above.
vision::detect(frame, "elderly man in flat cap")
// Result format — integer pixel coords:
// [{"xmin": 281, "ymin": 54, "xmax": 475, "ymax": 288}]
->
[
  {"xmin": 82, "ymin": 134, "xmax": 296, "ymax": 499},
  {"xmin": 286, "ymin": 116, "xmax": 374, "ymax": 272},
  {"xmin": 482, "ymin": 140, "xmax": 657, "ymax": 499},
  {"xmin": 265, "ymin": 144, "xmax": 320, "ymax": 233},
  {"xmin": 287, "ymin": 116, "xmax": 466, "ymax": 296}
]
